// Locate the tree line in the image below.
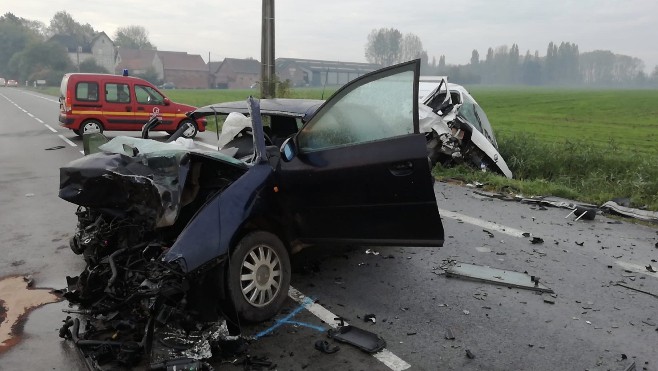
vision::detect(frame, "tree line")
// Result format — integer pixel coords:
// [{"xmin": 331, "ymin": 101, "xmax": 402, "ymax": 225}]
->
[
  {"xmin": 0, "ymin": 11, "xmax": 155, "ymax": 85},
  {"xmin": 365, "ymin": 28, "xmax": 658, "ymax": 87}
]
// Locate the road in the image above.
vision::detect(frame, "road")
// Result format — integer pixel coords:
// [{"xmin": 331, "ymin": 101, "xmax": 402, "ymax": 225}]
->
[{"xmin": 0, "ymin": 87, "xmax": 656, "ymax": 371}]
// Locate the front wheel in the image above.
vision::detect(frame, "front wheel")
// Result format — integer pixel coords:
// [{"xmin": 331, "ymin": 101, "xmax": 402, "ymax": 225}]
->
[{"xmin": 225, "ymin": 231, "xmax": 290, "ymax": 323}]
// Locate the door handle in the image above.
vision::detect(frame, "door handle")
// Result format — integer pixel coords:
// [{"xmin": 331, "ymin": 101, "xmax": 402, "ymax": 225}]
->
[
  {"xmin": 137, "ymin": 106, "xmax": 144, "ymax": 111},
  {"xmin": 389, "ymin": 161, "xmax": 414, "ymax": 176},
  {"xmin": 125, "ymin": 106, "xmax": 132, "ymax": 112}
]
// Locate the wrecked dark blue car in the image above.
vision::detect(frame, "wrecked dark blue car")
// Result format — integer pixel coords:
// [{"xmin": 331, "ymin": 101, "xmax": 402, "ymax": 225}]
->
[{"xmin": 58, "ymin": 60, "xmax": 444, "ymax": 368}]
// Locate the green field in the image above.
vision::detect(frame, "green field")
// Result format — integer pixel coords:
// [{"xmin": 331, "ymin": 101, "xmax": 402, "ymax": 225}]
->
[{"xmin": 467, "ymin": 87, "xmax": 658, "ymax": 155}]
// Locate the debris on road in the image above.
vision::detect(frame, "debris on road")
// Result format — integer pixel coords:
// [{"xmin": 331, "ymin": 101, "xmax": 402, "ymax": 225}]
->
[
  {"xmin": 601, "ymin": 201, "xmax": 658, "ymax": 223},
  {"xmin": 327, "ymin": 322, "xmax": 386, "ymax": 353},
  {"xmin": 445, "ymin": 328, "xmax": 456, "ymax": 340},
  {"xmin": 365, "ymin": 249, "xmax": 380, "ymax": 256},
  {"xmin": 364, "ymin": 314, "xmax": 377, "ymax": 324},
  {"xmin": 615, "ymin": 283, "xmax": 658, "ymax": 300},
  {"xmin": 530, "ymin": 237, "xmax": 544, "ymax": 244},
  {"xmin": 465, "ymin": 349, "xmax": 476, "ymax": 359},
  {"xmin": 646, "ymin": 265, "xmax": 657, "ymax": 273},
  {"xmin": 314, "ymin": 340, "xmax": 339, "ymax": 354},
  {"xmin": 483, "ymin": 229, "xmax": 495, "ymax": 238},
  {"xmin": 444, "ymin": 261, "xmax": 554, "ymax": 293}
]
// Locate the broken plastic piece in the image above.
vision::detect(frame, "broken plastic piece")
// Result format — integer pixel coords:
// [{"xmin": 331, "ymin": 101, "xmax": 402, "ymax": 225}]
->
[
  {"xmin": 445, "ymin": 328, "xmax": 455, "ymax": 340},
  {"xmin": 465, "ymin": 349, "xmax": 476, "ymax": 359},
  {"xmin": 646, "ymin": 265, "xmax": 657, "ymax": 273},
  {"xmin": 327, "ymin": 324, "xmax": 386, "ymax": 353},
  {"xmin": 444, "ymin": 262, "xmax": 554, "ymax": 293},
  {"xmin": 530, "ymin": 237, "xmax": 544, "ymax": 244},
  {"xmin": 364, "ymin": 314, "xmax": 376, "ymax": 323},
  {"xmin": 314, "ymin": 340, "xmax": 339, "ymax": 354}
]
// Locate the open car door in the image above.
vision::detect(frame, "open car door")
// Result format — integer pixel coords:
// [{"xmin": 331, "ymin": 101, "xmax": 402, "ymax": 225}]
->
[{"xmin": 277, "ymin": 60, "xmax": 444, "ymax": 247}]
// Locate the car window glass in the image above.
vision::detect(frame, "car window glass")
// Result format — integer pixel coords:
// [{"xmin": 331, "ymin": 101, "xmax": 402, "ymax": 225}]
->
[
  {"xmin": 75, "ymin": 82, "xmax": 99, "ymax": 102},
  {"xmin": 135, "ymin": 85, "xmax": 165, "ymax": 105},
  {"xmin": 457, "ymin": 96, "xmax": 482, "ymax": 133},
  {"xmin": 298, "ymin": 68, "xmax": 415, "ymax": 151},
  {"xmin": 473, "ymin": 104, "xmax": 497, "ymax": 146},
  {"xmin": 105, "ymin": 83, "xmax": 131, "ymax": 103}
]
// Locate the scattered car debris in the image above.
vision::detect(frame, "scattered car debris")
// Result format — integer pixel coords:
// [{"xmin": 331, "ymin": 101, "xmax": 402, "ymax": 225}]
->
[
  {"xmin": 45, "ymin": 145, "xmax": 66, "ymax": 150},
  {"xmin": 601, "ymin": 201, "xmax": 658, "ymax": 223},
  {"xmin": 615, "ymin": 283, "xmax": 658, "ymax": 299},
  {"xmin": 463, "ymin": 310, "xmax": 470, "ymax": 315},
  {"xmin": 465, "ymin": 349, "xmax": 476, "ymax": 359},
  {"xmin": 314, "ymin": 340, "xmax": 339, "ymax": 354},
  {"xmin": 444, "ymin": 261, "xmax": 554, "ymax": 293},
  {"xmin": 22, "ymin": 275, "xmax": 33, "ymax": 287},
  {"xmin": 621, "ymin": 361, "xmax": 636, "ymax": 371},
  {"xmin": 445, "ymin": 328, "xmax": 456, "ymax": 340},
  {"xmin": 482, "ymin": 229, "xmax": 495, "ymax": 238},
  {"xmin": 575, "ymin": 241, "xmax": 585, "ymax": 246},
  {"xmin": 646, "ymin": 265, "xmax": 657, "ymax": 273},
  {"xmin": 530, "ymin": 237, "xmax": 544, "ymax": 245},
  {"xmin": 364, "ymin": 314, "xmax": 376, "ymax": 324},
  {"xmin": 327, "ymin": 321, "xmax": 386, "ymax": 353},
  {"xmin": 365, "ymin": 249, "xmax": 380, "ymax": 256}
]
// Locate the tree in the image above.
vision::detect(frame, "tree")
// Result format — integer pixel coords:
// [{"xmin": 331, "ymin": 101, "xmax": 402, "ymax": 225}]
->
[
  {"xmin": 399, "ymin": 33, "xmax": 425, "ymax": 62},
  {"xmin": 7, "ymin": 40, "xmax": 72, "ymax": 84},
  {"xmin": 114, "ymin": 25, "xmax": 155, "ymax": 50},
  {"xmin": 79, "ymin": 58, "xmax": 109, "ymax": 73},
  {"xmin": 48, "ymin": 11, "xmax": 95, "ymax": 45},
  {"xmin": 365, "ymin": 28, "xmax": 402, "ymax": 66},
  {"xmin": 470, "ymin": 50, "xmax": 480, "ymax": 66},
  {"xmin": 0, "ymin": 13, "xmax": 43, "ymax": 75}
]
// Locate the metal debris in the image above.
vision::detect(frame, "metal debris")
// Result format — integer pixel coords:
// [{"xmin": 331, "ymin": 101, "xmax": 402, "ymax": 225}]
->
[
  {"xmin": 646, "ymin": 265, "xmax": 657, "ymax": 273},
  {"xmin": 530, "ymin": 237, "xmax": 544, "ymax": 244},
  {"xmin": 445, "ymin": 328, "xmax": 456, "ymax": 340},
  {"xmin": 465, "ymin": 349, "xmax": 476, "ymax": 359},
  {"xmin": 444, "ymin": 261, "xmax": 554, "ymax": 293}
]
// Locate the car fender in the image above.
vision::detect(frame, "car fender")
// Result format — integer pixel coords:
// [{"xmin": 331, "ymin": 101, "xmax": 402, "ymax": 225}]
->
[
  {"xmin": 163, "ymin": 163, "xmax": 278, "ymax": 273},
  {"xmin": 465, "ymin": 122, "xmax": 513, "ymax": 178}
]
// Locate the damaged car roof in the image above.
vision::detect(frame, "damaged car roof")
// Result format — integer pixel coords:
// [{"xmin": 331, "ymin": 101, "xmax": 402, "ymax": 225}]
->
[{"xmin": 191, "ymin": 98, "xmax": 323, "ymax": 122}]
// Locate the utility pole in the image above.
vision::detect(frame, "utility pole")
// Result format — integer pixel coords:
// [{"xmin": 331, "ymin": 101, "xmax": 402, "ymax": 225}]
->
[{"xmin": 261, "ymin": 0, "xmax": 275, "ymax": 98}]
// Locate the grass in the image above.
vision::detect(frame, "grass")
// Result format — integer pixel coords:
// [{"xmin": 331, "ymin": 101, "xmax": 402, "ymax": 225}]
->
[{"xmin": 31, "ymin": 85, "xmax": 658, "ymax": 211}]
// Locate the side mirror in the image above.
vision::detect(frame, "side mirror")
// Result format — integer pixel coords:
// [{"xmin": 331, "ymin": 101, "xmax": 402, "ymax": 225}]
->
[
  {"xmin": 280, "ymin": 137, "xmax": 297, "ymax": 162},
  {"xmin": 163, "ymin": 97, "xmax": 171, "ymax": 106}
]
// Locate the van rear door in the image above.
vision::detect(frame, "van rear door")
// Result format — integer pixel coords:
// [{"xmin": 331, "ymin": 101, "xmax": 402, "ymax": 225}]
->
[{"xmin": 102, "ymin": 81, "xmax": 137, "ymax": 130}]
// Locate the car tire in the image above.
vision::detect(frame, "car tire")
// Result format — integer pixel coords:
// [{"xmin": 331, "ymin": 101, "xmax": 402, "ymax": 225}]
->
[
  {"xmin": 79, "ymin": 120, "xmax": 103, "ymax": 136},
  {"xmin": 178, "ymin": 120, "xmax": 198, "ymax": 139},
  {"xmin": 225, "ymin": 231, "xmax": 290, "ymax": 323}
]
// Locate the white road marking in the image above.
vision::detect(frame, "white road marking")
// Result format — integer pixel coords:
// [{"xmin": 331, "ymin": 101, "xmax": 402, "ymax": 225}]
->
[
  {"xmin": 288, "ymin": 286, "xmax": 411, "ymax": 371},
  {"xmin": 27, "ymin": 112, "xmax": 34, "ymax": 118},
  {"xmin": 21, "ymin": 91, "xmax": 59, "ymax": 103},
  {"xmin": 44, "ymin": 124, "xmax": 57, "ymax": 133},
  {"xmin": 439, "ymin": 209, "xmax": 527, "ymax": 238},
  {"xmin": 195, "ymin": 141, "xmax": 217, "ymax": 150},
  {"xmin": 35, "ymin": 118, "xmax": 44, "ymax": 124},
  {"xmin": 58, "ymin": 135, "xmax": 77, "ymax": 147}
]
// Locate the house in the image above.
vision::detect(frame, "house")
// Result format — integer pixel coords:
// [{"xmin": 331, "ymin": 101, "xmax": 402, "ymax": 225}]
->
[
  {"xmin": 114, "ymin": 48, "xmax": 158, "ymax": 76},
  {"xmin": 50, "ymin": 32, "xmax": 116, "ymax": 73},
  {"xmin": 214, "ymin": 58, "xmax": 261, "ymax": 89},
  {"xmin": 155, "ymin": 51, "xmax": 209, "ymax": 89},
  {"xmin": 115, "ymin": 49, "xmax": 210, "ymax": 88},
  {"xmin": 276, "ymin": 58, "xmax": 381, "ymax": 87}
]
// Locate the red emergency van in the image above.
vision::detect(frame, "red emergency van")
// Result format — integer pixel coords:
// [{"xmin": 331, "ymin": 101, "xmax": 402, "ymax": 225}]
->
[{"xmin": 58, "ymin": 73, "xmax": 205, "ymax": 138}]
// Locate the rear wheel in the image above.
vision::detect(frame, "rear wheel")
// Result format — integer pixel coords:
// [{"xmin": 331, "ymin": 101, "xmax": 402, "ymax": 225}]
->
[
  {"xmin": 225, "ymin": 231, "xmax": 290, "ymax": 323},
  {"xmin": 79, "ymin": 120, "xmax": 103, "ymax": 136}
]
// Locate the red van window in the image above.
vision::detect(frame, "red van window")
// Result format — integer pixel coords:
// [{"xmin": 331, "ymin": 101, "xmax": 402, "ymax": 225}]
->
[
  {"xmin": 105, "ymin": 83, "xmax": 131, "ymax": 103},
  {"xmin": 135, "ymin": 85, "xmax": 165, "ymax": 105},
  {"xmin": 76, "ymin": 82, "xmax": 99, "ymax": 102}
]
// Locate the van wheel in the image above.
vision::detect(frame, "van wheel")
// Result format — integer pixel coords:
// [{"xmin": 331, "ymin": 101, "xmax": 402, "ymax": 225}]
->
[
  {"xmin": 80, "ymin": 120, "xmax": 103, "ymax": 136},
  {"xmin": 178, "ymin": 120, "xmax": 198, "ymax": 139},
  {"xmin": 225, "ymin": 231, "xmax": 290, "ymax": 323}
]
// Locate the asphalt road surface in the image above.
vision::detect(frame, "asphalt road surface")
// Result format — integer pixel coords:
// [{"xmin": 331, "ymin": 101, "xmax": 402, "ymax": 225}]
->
[{"xmin": 1, "ymin": 87, "xmax": 657, "ymax": 371}]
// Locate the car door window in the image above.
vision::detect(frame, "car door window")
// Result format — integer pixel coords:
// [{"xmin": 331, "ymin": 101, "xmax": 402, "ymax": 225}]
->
[
  {"xmin": 76, "ymin": 82, "xmax": 99, "ymax": 102},
  {"xmin": 298, "ymin": 65, "xmax": 416, "ymax": 152},
  {"xmin": 135, "ymin": 85, "xmax": 165, "ymax": 105},
  {"xmin": 105, "ymin": 83, "xmax": 131, "ymax": 103},
  {"xmin": 457, "ymin": 96, "xmax": 483, "ymax": 133}
]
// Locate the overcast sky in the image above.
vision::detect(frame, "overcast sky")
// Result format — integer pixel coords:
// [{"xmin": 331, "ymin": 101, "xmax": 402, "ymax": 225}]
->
[{"xmin": 5, "ymin": 0, "xmax": 658, "ymax": 71}]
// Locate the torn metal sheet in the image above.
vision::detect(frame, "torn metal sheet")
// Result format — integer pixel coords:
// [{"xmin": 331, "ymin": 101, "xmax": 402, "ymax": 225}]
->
[
  {"xmin": 601, "ymin": 201, "xmax": 658, "ymax": 223},
  {"xmin": 444, "ymin": 262, "xmax": 554, "ymax": 293}
]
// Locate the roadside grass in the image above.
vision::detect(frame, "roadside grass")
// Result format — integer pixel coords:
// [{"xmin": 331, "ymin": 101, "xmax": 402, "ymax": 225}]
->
[{"xmin": 32, "ymin": 85, "xmax": 658, "ymax": 211}]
